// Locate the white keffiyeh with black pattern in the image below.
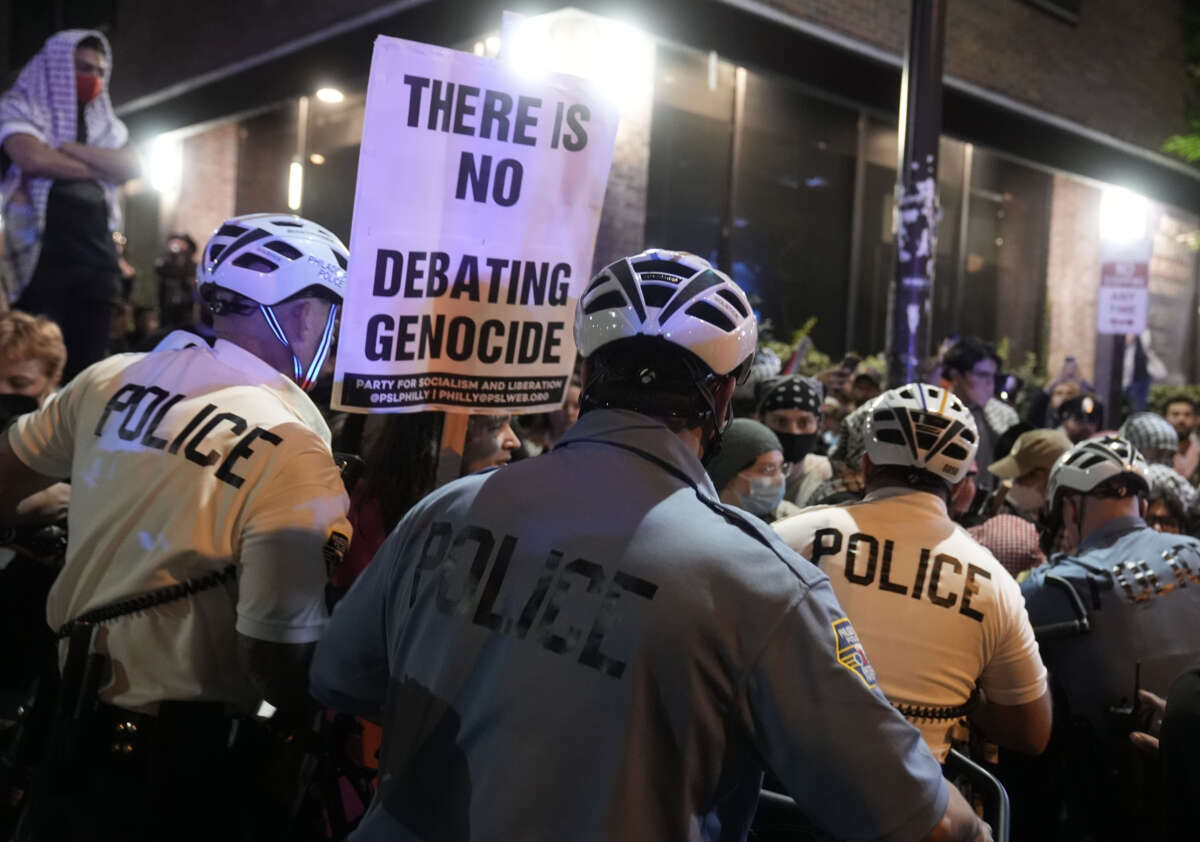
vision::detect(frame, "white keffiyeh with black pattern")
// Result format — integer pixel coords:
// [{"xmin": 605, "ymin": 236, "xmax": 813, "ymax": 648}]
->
[{"xmin": 0, "ymin": 29, "xmax": 127, "ymax": 300}]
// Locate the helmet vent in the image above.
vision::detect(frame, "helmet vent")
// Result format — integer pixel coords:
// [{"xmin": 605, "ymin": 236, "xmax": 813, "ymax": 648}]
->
[
  {"xmin": 217, "ymin": 224, "xmax": 248, "ymax": 238},
  {"xmin": 717, "ymin": 288, "xmax": 750, "ymax": 317},
  {"xmin": 631, "ymin": 258, "xmax": 692, "ymax": 279},
  {"xmin": 1077, "ymin": 454, "xmax": 1108, "ymax": 470},
  {"xmin": 264, "ymin": 240, "xmax": 303, "ymax": 260},
  {"xmin": 333, "ymin": 250, "xmax": 349, "ymax": 270},
  {"xmin": 641, "ymin": 283, "xmax": 675, "ymax": 308},
  {"xmin": 685, "ymin": 301, "xmax": 736, "ymax": 332},
  {"xmin": 232, "ymin": 253, "xmax": 279, "ymax": 273},
  {"xmin": 583, "ymin": 290, "xmax": 628, "ymax": 315},
  {"xmin": 208, "ymin": 244, "xmax": 226, "ymax": 261},
  {"xmin": 944, "ymin": 443, "xmax": 969, "ymax": 460},
  {"xmin": 272, "ymin": 219, "xmax": 303, "ymax": 227},
  {"xmin": 898, "ymin": 388, "xmax": 914, "ymax": 400},
  {"xmin": 876, "ymin": 429, "xmax": 905, "ymax": 446}
]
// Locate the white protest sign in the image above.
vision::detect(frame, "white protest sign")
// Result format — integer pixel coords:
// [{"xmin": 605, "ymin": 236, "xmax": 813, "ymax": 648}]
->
[
  {"xmin": 332, "ymin": 35, "xmax": 618, "ymax": 414},
  {"xmin": 1096, "ymin": 239, "xmax": 1151, "ymax": 335}
]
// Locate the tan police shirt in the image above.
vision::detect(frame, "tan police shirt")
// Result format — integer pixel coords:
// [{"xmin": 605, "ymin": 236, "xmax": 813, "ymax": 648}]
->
[
  {"xmin": 774, "ymin": 487, "xmax": 1047, "ymax": 760},
  {"xmin": 8, "ymin": 331, "xmax": 351, "ymax": 712}
]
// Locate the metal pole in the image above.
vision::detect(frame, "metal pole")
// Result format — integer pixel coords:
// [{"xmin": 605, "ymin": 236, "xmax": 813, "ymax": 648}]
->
[{"xmin": 887, "ymin": 0, "xmax": 948, "ymax": 387}]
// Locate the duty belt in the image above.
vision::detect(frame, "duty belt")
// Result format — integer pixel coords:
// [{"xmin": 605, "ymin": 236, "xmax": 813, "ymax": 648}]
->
[
  {"xmin": 56, "ymin": 564, "xmax": 237, "ymax": 639},
  {"xmin": 894, "ymin": 687, "xmax": 982, "ymax": 722}
]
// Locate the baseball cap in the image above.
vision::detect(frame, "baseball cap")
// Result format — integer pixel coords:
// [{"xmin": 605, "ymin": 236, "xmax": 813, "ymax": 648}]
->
[
  {"xmin": 988, "ymin": 429, "xmax": 1072, "ymax": 479},
  {"xmin": 1058, "ymin": 394, "xmax": 1104, "ymax": 423}
]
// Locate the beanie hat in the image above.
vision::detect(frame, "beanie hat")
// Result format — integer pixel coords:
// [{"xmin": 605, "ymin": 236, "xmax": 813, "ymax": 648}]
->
[{"xmin": 706, "ymin": 418, "xmax": 783, "ymax": 493}]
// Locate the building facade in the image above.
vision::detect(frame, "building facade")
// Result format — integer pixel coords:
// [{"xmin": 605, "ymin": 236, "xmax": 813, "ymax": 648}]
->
[{"xmin": 5, "ymin": 0, "xmax": 1199, "ymax": 387}]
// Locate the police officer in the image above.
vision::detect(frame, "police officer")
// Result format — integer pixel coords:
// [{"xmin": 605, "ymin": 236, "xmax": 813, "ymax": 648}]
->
[
  {"xmin": 0, "ymin": 213, "xmax": 353, "ymax": 841},
  {"xmin": 1016, "ymin": 435, "xmax": 1200, "ymax": 841},
  {"xmin": 775, "ymin": 383, "xmax": 1051, "ymax": 763},
  {"xmin": 310, "ymin": 250, "xmax": 989, "ymax": 842}
]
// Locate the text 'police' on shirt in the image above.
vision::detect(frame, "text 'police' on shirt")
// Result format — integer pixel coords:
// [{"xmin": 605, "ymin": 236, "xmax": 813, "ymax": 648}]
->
[
  {"xmin": 812, "ymin": 528, "xmax": 991, "ymax": 623},
  {"xmin": 411, "ymin": 521, "xmax": 658, "ymax": 679},
  {"xmin": 95, "ymin": 382, "xmax": 282, "ymax": 489}
]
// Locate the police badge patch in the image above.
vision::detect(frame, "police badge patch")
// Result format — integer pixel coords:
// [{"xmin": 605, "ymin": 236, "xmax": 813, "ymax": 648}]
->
[
  {"xmin": 323, "ymin": 531, "xmax": 350, "ymax": 576},
  {"xmin": 832, "ymin": 617, "xmax": 878, "ymax": 689}
]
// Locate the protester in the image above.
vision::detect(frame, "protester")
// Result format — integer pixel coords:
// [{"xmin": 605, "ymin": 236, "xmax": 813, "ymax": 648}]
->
[
  {"xmin": 1144, "ymin": 463, "xmax": 1194, "ymax": 534},
  {"xmin": 0, "ymin": 310, "xmax": 68, "ymax": 720},
  {"xmin": 970, "ymin": 429, "xmax": 1071, "ymax": 577},
  {"xmin": 1016, "ymin": 436, "xmax": 1200, "ymax": 841},
  {"xmin": 706, "ymin": 417, "xmax": 801, "ymax": 522},
  {"xmin": 775, "ymin": 382, "xmax": 1050, "ymax": 763},
  {"xmin": 801, "ymin": 396, "xmax": 875, "ymax": 507},
  {"xmin": 0, "ymin": 310, "xmax": 65, "ymax": 401},
  {"xmin": 754, "ymin": 374, "xmax": 831, "ymax": 506},
  {"xmin": 942, "ymin": 337, "xmax": 1018, "ymax": 490},
  {"xmin": 154, "ymin": 232, "xmax": 198, "ymax": 329},
  {"xmin": 337, "ymin": 413, "xmax": 441, "ymax": 594},
  {"xmin": 311, "ymin": 250, "xmax": 990, "ymax": 842},
  {"xmin": 850, "ymin": 366, "xmax": 883, "ymax": 407},
  {"xmin": 1024, "ymin": 358, "xmax": 1088, "ymax": 429},
  {"xmin": 1163, "ymin": 395, "xmax": 1200, "ymax": 485},
  {"xmin": 514, "ymin": 376, "xmax": 580, "ymax": 457},
  {"xmin": 0, "ymin": 30, "xmax": 140, "ymax": 379},
  {"xmin": 1056, "ymin": 393, "xmax": 1104, "ymax": 443},
  {"xmin": 460, "ymin": 413, "xmax": 520, "ymax": 474},
  {"xmin": 113, "ymin": 230, "xmax": 136, "ymax": 302},
  {"xmin": 1119, "ymin": 411, "xmax": 1178, "ymax": 466},
  {"xmin": 0, "ymin": 213, "xmax": 352, "ymax": 841}
]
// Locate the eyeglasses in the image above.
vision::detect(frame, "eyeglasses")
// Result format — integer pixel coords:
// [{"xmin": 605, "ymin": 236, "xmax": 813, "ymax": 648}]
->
[{"xmin": 742, "ymin": 462, "xmax": 793, "ymax": 479}]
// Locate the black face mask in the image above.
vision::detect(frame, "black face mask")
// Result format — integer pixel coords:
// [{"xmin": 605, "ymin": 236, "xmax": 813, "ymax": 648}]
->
[{"xmin": 775, "ymin": 431, "xmax": 817, "ymax": 464}]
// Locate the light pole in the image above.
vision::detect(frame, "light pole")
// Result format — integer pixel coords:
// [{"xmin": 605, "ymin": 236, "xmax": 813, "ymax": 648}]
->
[{"xmin": 887, "ymin": 0, "xmax": 948, "ymax": 387}]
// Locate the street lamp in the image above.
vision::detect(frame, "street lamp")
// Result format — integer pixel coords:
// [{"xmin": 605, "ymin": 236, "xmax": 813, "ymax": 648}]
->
[{"xmin": 1099, "ymin": 186, "xmax": 1149, "ymax": 243}]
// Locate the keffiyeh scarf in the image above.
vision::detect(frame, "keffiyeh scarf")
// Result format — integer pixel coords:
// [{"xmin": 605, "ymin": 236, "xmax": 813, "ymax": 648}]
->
[{"xmin": 0, "ymin": 29, "xmax": 127, "ymax": 300}]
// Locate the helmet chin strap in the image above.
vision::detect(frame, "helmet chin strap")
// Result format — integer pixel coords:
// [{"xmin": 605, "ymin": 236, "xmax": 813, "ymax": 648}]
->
[{"xmin": 259, "ymin": 303, "xmax": 339, "ymax": 392}]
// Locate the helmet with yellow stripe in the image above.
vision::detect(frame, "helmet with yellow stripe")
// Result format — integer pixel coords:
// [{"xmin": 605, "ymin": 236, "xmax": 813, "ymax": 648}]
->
[{"xmin": 864, "ymin": 382, "xmax": 979, "ymax": 485}]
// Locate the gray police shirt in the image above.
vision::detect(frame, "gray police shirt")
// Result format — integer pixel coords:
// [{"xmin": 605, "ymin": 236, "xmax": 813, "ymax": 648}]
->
[
  {"xmin": 1023, "ymin": 516, "xmax": 1200, "ymax": 728},
  {"xmin": 310, "ymin": 409, "xmax": 948, "ymax": 842}
]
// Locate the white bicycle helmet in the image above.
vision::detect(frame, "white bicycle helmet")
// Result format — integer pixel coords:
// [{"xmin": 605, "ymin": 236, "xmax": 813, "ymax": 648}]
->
[
  {"xmin": 1046, "ymin": 435, "xmax": 1150, "ymax": 511},
  {"xmin": 865, "ymin": 382, "xmax": 979, "ymax": 484},
  {"xmin": 575, "ymin": 249, "xmax": 757, "ymax": 378},
  {"xmin": 198, "ymin": 213, "xmax": 349, "ymax": 391}
]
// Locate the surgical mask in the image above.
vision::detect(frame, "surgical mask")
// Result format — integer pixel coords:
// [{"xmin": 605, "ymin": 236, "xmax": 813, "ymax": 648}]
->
[
  {"xmin": 775, "ymin": 431, "xmax": 818, "ymax": 464},
  {"xmin": 739, "ymin": 474, "xmax": 786, "ymax": 519},
  {"xmin": 76, "ymin": 73, "xmax": 103, "ymax": 105}
]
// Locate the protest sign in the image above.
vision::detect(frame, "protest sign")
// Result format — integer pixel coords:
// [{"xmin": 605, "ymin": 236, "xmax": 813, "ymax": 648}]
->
[
  {"xmin": 332, "ymin": 35, "xmax": 618, "ymax": 414},
  {"xmin": 1096, "ymin": 239, "xmax": 1151, "ymax": 335}
]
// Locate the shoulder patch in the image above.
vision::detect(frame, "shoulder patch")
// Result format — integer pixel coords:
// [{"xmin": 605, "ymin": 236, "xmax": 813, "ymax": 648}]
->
[
  {"xmin": 323, "ymin": 531, "xmax": 350, "ymax": 576},
  {"xmin": 832, "ymin": 617, "xmax": 877, "ymax": 689}
]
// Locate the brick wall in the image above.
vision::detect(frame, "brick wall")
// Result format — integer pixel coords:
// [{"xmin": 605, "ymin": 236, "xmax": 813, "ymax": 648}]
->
[
  {"xmin": 1045, "ymin": 173, "xmax": 1200, "ymax": 387},
  {"xmin": 759, "ymin": 0, "xmax": 1190, "ymax": 152},
  {"xmin": 165, "ymin": 122, "xmax": 240, "ymax": 249},
  {"xmin": 1045, "ymin": 173, "xmax": 1101, "ymax": 382}
]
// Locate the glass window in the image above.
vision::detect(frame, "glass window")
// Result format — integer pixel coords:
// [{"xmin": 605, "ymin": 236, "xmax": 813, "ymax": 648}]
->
[
  {"xmin": 644, "ymin": 45, "xmax": 736, "ymax": 265},
  {"xmin": 731, "ymin": 69, "xmax": 858, "ymax": 352}
]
